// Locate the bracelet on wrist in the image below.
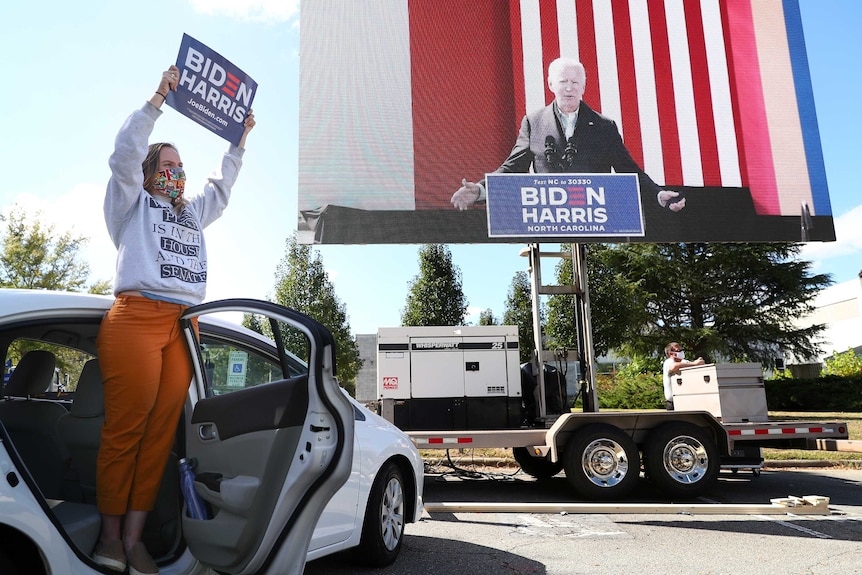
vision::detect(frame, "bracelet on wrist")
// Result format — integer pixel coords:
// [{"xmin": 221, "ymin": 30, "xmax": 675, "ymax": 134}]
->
[{"xmin": 154, "ymin": 91, "xmax": 167, "ymax": 100}]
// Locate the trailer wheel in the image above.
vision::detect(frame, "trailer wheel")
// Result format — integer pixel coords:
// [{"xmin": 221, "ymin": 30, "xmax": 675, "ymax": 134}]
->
[
  {"xmin": 512, "ymin": 447, "xmax": 564, "ymax": 479},
  {"xmin": 562, "ymin": 424, "xmax": 640, "ymax": 500},
  {"xmin": 644, "ymin": 422, "xmax": 719, "ymax": 498}
]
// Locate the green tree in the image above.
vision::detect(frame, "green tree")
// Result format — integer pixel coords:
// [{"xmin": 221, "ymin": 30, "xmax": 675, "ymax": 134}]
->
[
  {"xmin": 0, "ymin": 206, "xmax": 96, "ymax": 291},
  {"xmin": 546, "ymin": 244, "xmax": 651, "ymax": 357},
  {"xmin": 478, "ymin": 308, "xmax": 498, "ymax": 326},
  {"xmin": 88, "ymin": 279, "xmax": 113, "ymax": 295},
  {"xmin": 242, "ymin": 312, "xmax": 266, "ymax": 335},
  {"xmin": 545, "ymin": 246, "xmax": 578, "ymax": 353},
  {"xmin": 401, "ymin": 244, "xmax": 468, "ymax": 326},
  {"xmin": 577, "ymin": 243, "xmax": 831, "ymax": 368},
  {"xmin": 270, "ymin": 234, "xmax": 361, "ymax": 394},
  {"xmin": 503, "ymin": 271, "xmax": 541, "ymax": 364}
]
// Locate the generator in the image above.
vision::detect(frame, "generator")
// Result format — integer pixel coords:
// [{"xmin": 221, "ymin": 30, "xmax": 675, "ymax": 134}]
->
[{"xmin": 376, "ymin": 326, "xmax": 523, "ymax": 430}]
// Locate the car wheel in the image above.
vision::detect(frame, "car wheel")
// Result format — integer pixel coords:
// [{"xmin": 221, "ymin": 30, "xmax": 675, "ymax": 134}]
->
[
  {"xmin": 563, "ymin": 423, "xmax": 640, "ymax": 500},
  {"xmin": 643, "ymin": 422, "xmax": 720, "ymax": 498},
  {"xmin": 355, "ymin": 462, "xmax": 405, "ymax": 567},
  {"xmin": 512, "ymin": 447, "xmax": 564, "ymax": 479}
]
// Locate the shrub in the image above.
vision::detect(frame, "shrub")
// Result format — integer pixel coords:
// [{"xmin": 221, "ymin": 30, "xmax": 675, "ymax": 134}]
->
[
  {"xmin": 821, "ymin": 349, "xmax": 862, "ymax": 378},
  {"xmin": 765, "ymin": 375, "xmax": 862, "ymax": 411},
  {"xmin": 596, "ymin": 367, "xmax": 663, "ymax": 410},
  {"xmin": 592, "ymin": 362, "xmax": 862, "ymax": 412}
]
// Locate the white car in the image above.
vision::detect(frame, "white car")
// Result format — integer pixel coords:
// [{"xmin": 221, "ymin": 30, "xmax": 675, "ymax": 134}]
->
[{"xmin": 0, "ymin": 289, "xmax": 424, "ymax": 575}]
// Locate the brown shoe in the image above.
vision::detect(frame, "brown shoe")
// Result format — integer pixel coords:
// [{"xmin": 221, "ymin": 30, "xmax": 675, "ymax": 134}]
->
[
  {"xmin": 92, "ymin": 539, "xmax": 126, "ymax": 572},
  {"xmin": 127, "ymin": 541, "xmax": 159, "ymax": 575}
]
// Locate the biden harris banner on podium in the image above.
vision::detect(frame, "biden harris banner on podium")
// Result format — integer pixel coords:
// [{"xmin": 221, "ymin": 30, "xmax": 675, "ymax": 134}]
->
[{"xmin": 486, "ymin": 174, "xmax": 644, "ymax": 239}]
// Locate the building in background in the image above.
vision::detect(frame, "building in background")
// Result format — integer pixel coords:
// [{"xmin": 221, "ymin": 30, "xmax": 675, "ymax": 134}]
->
[{"xmin": 790, "ymin": 272, "xmax": 862, "ymax": 376}]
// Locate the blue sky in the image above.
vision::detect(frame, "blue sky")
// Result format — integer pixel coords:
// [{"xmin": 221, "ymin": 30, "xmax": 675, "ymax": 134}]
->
[{"xmin": 2, "ymin": 0, "xmax": 860, "ymax": 335}]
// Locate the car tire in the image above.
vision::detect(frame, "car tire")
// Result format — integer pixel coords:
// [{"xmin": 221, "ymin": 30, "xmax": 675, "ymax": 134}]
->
[
  {"xmin": 512, "ymin": 447, "xmax": 564, "ymax": 479},
  {"xmin": 354, "ymin": 462, "xmax": 405, "ymax": 567}
]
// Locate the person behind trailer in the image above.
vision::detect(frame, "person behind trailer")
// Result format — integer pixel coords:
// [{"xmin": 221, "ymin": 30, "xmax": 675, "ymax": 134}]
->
[
  {"xmin": 662, "ymin": 342, "xmax": 705, "ymax": 411},
  {"xmin": 92, "ymin": 64, "xmax": 255, "ymax": 575}
]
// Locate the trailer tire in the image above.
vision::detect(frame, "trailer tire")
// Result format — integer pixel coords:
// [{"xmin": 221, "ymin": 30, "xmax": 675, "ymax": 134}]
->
[
  {"xmin": 512, "ymin": 447, "xmax": 564, "ymax": 479},
  {"xmin": 644, "ymin": 422, "xmax": 720, "ymax": 498},
  {"xmin": 562, "ymin": 424, "xmax": 640, "ymax": 500}
]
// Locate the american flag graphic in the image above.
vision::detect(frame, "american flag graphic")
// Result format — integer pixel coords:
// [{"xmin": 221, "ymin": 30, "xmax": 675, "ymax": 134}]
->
[
  {"xmin": 299, "ymin": 0, "xmax": 830, "ymax": 219},
  {"xmin": 504, "ymin": 0, "xmax": 828, "ymax": 217}
]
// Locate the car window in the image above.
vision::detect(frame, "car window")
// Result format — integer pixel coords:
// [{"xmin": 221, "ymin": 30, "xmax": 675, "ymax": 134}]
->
[
  {"xmin": 3, "ymin": 338, "xmax": 95, "ymax": 394},
  {"xmin": 197, "ymin": 316, "xmax": 310, "ymax": 397},
  {"xmin": 199, "ymin": 338, "xmax": 283, "ymax": 396}
]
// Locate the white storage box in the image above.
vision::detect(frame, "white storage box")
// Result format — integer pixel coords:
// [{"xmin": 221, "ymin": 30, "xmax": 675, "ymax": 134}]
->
[{"xmin": 671, "ymin": 363, "xmax": 768, "ymax": 423}]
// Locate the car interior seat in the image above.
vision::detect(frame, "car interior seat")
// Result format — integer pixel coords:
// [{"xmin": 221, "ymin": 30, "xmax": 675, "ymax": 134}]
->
[
  {"xmin": 0, "ymin": 350, "xmax": 70, "ymax": 499},
  {"xmin": 56, "ymin": 359, "xmax": 105, "ymax": 504}
]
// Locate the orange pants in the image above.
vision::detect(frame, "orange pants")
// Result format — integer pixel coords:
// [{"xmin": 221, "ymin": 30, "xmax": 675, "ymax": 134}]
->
[{"xmin": 95, "ymin": 294, "xmax": 196, "ymax": 515}]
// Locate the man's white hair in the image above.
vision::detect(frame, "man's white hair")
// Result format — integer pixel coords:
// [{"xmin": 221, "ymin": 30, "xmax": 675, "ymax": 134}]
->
[{"xmin": 547, "ymin": 57, "xmax": 586, "ymax": 80}]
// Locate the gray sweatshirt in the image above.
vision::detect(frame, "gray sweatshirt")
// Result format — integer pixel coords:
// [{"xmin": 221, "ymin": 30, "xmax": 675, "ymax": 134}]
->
[{"xmin": 104, "ymin": 102, "xmax": 244, "ymax": 305}]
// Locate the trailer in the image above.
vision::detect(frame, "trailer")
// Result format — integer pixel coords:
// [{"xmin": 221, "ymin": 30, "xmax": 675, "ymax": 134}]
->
[{"xmin": 375, "ymin": 245, "xmax": 849, "ymax": 501}]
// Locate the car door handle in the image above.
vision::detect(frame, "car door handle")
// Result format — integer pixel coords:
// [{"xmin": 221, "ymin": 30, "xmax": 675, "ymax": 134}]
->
[{"xmin": 198, "ymin": 423, "xmax": 218, "ymax": 441}]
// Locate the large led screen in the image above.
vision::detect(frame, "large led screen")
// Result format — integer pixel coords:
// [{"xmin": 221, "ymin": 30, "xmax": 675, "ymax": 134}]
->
[{"xmin": 297, "ymin": 0, "xmax": 835, "ymax": 244}]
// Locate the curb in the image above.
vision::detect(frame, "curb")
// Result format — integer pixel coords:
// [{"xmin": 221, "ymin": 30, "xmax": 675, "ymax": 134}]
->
[{"xmin": 762, "ymin": 459, "xmax": 862, "ymax": 469}]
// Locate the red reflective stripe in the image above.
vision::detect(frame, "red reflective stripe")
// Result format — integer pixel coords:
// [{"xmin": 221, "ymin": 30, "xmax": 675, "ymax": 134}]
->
[
  {"xmin": 727, "ymin": 426, "xmax": 824, "ymax": 436},
  {"xmin": 427, "ymin": 438, "xmax": 443, "ymax": 444},
  {"xmin": 457, "ymin": 437, "xmax": 473, "ymax": 444}
]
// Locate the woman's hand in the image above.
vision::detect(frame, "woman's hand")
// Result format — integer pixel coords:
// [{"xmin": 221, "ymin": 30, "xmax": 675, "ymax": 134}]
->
[
  {"xmin": 150, "ymin": 65, "xmax": 180, "ymax": 108},
  {"xmin": 238, "ymin": 109, "xmax": 256, "ymax": 148}
]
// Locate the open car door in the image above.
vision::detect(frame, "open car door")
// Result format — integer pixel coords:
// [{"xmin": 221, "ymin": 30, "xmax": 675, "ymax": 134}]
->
[{"xmin": 178, "ymin": 299, "xmax": 354, "ymax": 575}]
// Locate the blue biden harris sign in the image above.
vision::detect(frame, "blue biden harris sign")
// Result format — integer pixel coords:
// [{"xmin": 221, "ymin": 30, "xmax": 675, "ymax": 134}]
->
[{"xmin": 485, "ymin": 173, "xmax": 645, "ymax": 239}]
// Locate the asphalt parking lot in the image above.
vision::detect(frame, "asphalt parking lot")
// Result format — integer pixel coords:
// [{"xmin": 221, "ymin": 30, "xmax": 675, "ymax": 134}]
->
[{"xmin": 305, "ymin": 463, "xmax": 862, "ymax": 575}]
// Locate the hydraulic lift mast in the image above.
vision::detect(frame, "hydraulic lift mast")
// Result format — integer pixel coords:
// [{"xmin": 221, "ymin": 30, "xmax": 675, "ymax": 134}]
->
[{"xmin": 522, "ymin": 243, "xmax": 599, "ymax": 421}]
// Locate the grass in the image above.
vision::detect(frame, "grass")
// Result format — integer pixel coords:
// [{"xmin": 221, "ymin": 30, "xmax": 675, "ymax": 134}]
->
[{"xmin": 420, "ymin": 411, "xmax": 862, "ymax": 464}]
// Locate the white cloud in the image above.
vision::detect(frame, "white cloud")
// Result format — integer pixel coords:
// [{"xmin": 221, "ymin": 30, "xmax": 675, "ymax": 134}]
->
[
  {"xmin": 189, "ymin": 0, "xmax": 299, "ymax": 22},
  {"xmin": 800, "ymin": 204, "xmax": 862, "ymax": 265}
]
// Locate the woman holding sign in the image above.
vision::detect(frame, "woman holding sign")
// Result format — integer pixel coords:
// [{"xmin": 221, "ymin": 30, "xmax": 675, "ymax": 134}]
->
[{"xmin": 92, "ymin": 64, "xmax": 255, "ymax": 575}]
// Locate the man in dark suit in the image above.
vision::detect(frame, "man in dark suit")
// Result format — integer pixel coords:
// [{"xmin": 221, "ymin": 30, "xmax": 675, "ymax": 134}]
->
[{"xmin": 451, "ymin": 58, "xmax": 684, "ymax": 216}]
